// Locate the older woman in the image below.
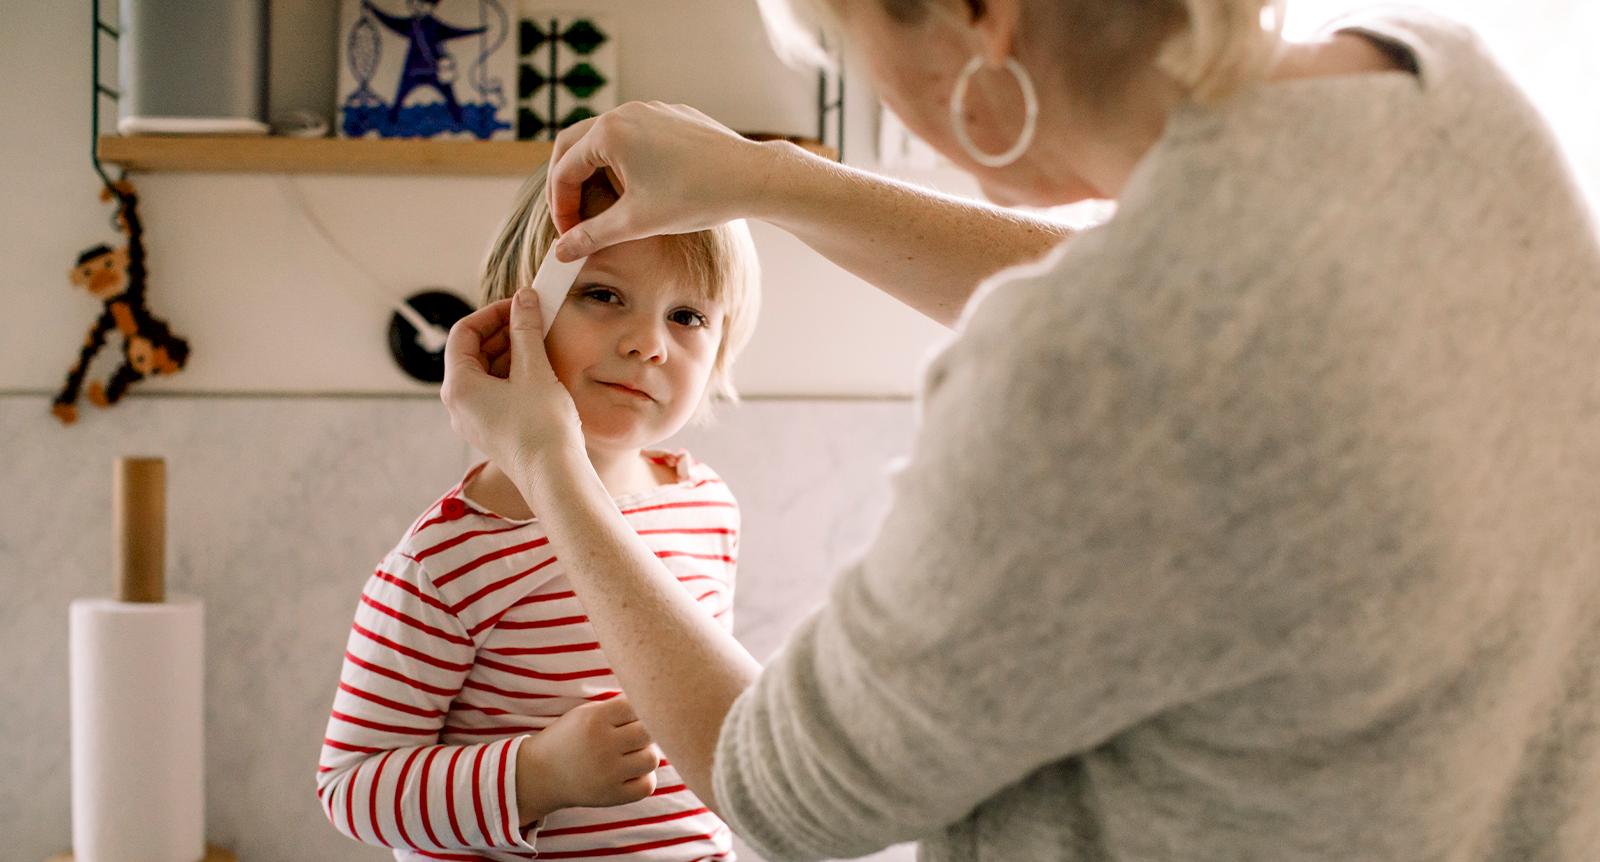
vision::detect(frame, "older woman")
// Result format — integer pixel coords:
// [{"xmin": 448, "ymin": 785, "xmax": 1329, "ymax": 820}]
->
[{"xmin": 441, "ymin": 0, "xmax": 1600, "ymax": 859}]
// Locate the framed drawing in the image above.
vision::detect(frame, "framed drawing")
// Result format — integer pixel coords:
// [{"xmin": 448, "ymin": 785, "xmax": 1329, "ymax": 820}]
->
[
  {"xmin": 338, "ymin": 0, "xmax": 517, "ymax": 139},
  {"xmin": 517, "ymin": 10, "xmax": 617, "ymax": 140}
]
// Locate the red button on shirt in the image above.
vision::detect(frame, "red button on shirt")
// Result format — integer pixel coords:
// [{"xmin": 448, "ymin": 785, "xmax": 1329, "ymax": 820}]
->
[{"xmin": 440, "ymin": 498, "xmax": 467, "ymax": 520}]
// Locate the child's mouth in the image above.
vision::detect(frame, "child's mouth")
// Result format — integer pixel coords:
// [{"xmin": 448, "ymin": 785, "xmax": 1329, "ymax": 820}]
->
[{"xmin": 598, "ymin": 380, "xmax": 654, "ymax": 401}]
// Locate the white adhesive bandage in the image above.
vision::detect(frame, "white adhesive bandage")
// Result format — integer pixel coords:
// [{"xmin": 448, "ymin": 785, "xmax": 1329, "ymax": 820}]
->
[{"xmin": 528, "ymin": 254, "xmax": 588, "ymax": 337}]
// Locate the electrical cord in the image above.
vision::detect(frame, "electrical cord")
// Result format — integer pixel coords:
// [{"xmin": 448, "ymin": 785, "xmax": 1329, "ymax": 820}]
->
[{"xmin": 279, "ymin": 175, "xmax": 452, "ymax": 352}]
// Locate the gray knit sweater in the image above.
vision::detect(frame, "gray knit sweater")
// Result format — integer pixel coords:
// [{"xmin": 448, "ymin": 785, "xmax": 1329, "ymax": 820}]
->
[{"xmin": 713, "ymin": 9, "xmax": 1600, "ymax": 862}]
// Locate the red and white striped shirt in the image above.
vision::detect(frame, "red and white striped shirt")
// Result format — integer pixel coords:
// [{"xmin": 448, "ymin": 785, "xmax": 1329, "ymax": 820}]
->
[{"xmin": 318, "ymin": 450, "xmax": 737, "ymax": 862}]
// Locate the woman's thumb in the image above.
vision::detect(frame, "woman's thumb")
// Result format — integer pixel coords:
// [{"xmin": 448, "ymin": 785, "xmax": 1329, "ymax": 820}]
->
[
  {"xmin": 510, "ymin": 288, "xmax": 550, "ymax": 373},
  {"xmin": 552, "ymin": 208, "xmax": 629, "ymax": 261}
]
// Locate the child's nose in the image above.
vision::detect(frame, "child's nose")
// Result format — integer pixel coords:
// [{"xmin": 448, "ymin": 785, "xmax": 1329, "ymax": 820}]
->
[{"xmin": 618, "ymin": 317, "xmax": 668, "ymax": 363}]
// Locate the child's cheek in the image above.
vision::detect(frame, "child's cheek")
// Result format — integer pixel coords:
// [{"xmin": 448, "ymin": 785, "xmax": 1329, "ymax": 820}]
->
[{"xmin": 541, "ymin": 335, "xmax": 582, "ymax": 395}]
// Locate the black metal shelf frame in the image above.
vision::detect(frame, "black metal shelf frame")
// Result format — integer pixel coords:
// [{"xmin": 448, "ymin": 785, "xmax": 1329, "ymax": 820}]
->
[
  {"xmin": 816, "ymin": 34, "xmax": 845, "ymax": 161},
  {"xmin": 91, "ymin": 0, "xmax": 123, "ymax": 189}
]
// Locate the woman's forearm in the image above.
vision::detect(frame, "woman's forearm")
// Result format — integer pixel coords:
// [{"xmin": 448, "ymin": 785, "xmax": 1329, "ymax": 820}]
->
[
  {"xmin": 549, "ymin": 104, "xmax": 1069, "ymax": 327},
  {"xmin": 518, "ymin": 445, "xmax": 761, "ymax": 817},
  {"xmin": 751, "ymin": 142, "xmax": 1072, "ymax": 327}
]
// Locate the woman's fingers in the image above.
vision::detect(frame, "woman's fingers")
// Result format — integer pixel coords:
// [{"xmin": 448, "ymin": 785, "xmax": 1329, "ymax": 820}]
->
[
  {"xmin": 440, "ymin": 303, "xmax": 511, "ymax": 452},
  {"xmin": 488, "ymin": 350, "xmax": 511, "ymax": 380},
  {"xmin": 551, "ymin": 211, "xmax": 617, "ymax": 263},
  {"xmin": 480, "ymin": 324, "xmax": 510, "ymax": 358},
  {"xmin": 549, "ymin": 115, "xmax": 603, "ymax": 235},
  {"xmin": 509, "ymin": 288, "xmax": 554, "ymax": 379},
  {"xmin": 440, "ymin": 294, "xmax": 565, "ymax": 460},
  {"xmin": 547, "ymin": 117, "xmax": 635, "ymax": 259},
  {"xmin": 477, "ymin": 327, "xmax": 511, "ymax": 378},
  {"xmin": 545, "ymin": 102, "xmax": 765, "ymax": 261},
  {"xmin": 441, "ymin": 301, "xmax": 508, "ymax": 387},
  {"xmin": 449, "ymin": 300, "xmax": 510, "ymax": 354},
  {"xmin": 548, "ymin": 114, "xmax": 598, "ymax": 179}
]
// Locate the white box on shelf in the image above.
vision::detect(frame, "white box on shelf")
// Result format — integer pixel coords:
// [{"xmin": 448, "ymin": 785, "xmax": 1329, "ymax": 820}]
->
[{"xmin": 119, "ymin": 0, "xmax": 270, "ymax": 135}]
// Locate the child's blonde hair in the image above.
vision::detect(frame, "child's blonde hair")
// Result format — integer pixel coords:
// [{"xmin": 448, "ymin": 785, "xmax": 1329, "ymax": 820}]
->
[{"xmin": 481, "ymin": 164, "xmax": 761, "ymax": 418}]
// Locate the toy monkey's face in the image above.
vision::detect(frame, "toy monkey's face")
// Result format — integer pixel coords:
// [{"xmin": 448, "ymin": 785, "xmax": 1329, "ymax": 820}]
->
[{"xmin": 70, "ymin": 247, "xmax": 130, "ymax": 300}]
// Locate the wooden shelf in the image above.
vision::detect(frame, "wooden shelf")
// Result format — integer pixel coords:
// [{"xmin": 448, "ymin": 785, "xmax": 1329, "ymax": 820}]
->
[
  {"xmin": 98, "ymin": 135, "xmax": 554, "ymax": 176},
  {"xmin": 97, "ymin": 134, "xmax": 835, "ymax": 176}
]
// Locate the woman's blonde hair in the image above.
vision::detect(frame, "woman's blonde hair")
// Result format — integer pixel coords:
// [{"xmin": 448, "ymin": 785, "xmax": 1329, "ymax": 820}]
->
[
  {"xmin": 480, "ymin": 165, "xmax": 761, "ymax": 417},
  {"xmin": 760, "ymin": 0, "xmax": 1284, "ymax": 106}
]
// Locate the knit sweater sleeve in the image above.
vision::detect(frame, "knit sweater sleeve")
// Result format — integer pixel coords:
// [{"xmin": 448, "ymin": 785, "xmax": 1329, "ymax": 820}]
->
[
  {"xmin": 712, "ymin": 234, "xmax": 1322, "ymax": 860},
  {"xmin": 714, "ymin": 9, "xmax": 1600, "ymax": 861}
]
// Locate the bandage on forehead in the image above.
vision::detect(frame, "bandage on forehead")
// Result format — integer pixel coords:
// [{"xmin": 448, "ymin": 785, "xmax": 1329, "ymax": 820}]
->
[
  {"xmin": 529, "ymin": 169, "xmax": 615, "ymax": 336},
  {"xmin": 528, "ymin": 253, "xmax": 587, "ymax": 337}
]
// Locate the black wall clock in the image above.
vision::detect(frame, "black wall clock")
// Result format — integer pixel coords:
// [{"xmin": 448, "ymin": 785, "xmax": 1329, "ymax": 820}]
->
[{"xmin": 389, "ymin": 290, "xmax": 474, "ymax": 383}]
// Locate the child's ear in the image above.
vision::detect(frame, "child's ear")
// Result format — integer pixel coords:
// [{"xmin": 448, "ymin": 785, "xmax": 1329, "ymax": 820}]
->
[{"xmin": 578, "ymin": 170, "xmax": 620, "ymax": 221}]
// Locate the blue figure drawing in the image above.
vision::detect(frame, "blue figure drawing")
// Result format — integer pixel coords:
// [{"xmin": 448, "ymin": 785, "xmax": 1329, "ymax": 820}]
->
[{"xmin": 343, "ymin": 0, "xmax": 510, "ymax": 139}]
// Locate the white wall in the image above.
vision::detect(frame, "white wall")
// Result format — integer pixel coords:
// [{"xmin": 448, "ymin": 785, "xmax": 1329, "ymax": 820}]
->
[
  {"xmin": 0, "ymin": 8, "xmax": 934, "ymax": 859},
  {"xmin": 5, "ymin": 2, "xmax": 1597, "ymax": 402},
  {"xmin": 0, "ymin": 394, "xmax": 920, "ymax": 862},
  {"xmin": 0, "ymin": 0, "xmax": 950, "ymax": 400},
  {"xmin": 1284, "ymin": 0, "xmax": 1600, "ymax": 203}
]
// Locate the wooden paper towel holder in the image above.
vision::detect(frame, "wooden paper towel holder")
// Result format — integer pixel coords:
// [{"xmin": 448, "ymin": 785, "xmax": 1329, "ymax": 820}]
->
[
  {"xmin": 114, "ymin": 456, "xmax": 165, "ymax": 603},
  {"xmin": 51, "ymin": 459, "xmax": 235, "ymax": 862}
]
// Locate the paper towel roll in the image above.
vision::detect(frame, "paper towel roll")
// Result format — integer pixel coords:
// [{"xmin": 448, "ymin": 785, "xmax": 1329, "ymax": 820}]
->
[{"xmin": 70, "ymin": 596, "xmax": 205, "ymax": 862}]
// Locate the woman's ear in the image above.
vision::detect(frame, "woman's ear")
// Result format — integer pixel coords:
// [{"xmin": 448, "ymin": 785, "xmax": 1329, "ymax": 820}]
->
[{"xmin": 967, "ymin": 0, "xmax": 1020, "ymax": 64}]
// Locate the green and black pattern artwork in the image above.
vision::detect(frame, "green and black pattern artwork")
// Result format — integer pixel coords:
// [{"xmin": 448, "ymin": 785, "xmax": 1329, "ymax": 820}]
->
[{"xmin": 518, "ymin": 15, "xmax": 616, "ymax": 141}]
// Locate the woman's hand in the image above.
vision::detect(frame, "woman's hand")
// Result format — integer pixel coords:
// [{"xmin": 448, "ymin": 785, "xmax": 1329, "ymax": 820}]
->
[
  {"xmin": 545, "ymin": 102, "xmax": 781, "ymax": 261},
  {"xmin": 546, "ymin": 102, "xmax": 1068, "ymax": 327},
  {"xmin": 515, "ymin": 697, "xmax": 662, "ymax": 824},
  {"xmin": 440, "ymin": 290, "xmax": 584, "ymax": 493}
]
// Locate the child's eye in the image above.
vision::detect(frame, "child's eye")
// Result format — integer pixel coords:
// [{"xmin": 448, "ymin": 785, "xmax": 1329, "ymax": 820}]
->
[
  {"xmin": 579, "ymin": 286, "xmax": 621, "ymax": 304},
  {"xmin": 669, "ymin": 308, "xmax": 709, "ymax": 328}
]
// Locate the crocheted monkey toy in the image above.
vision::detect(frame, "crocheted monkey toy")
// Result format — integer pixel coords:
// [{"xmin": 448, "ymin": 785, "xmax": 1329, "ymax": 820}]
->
[{"xmin": 53, "ymin": 181, "xmax": 189, "ymax": 425}]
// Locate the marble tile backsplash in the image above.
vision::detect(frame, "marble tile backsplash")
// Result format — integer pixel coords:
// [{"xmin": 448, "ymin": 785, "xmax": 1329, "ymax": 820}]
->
[{"xmin": 0, "ymin": 395, "xmax": 917, "ymax": 862}]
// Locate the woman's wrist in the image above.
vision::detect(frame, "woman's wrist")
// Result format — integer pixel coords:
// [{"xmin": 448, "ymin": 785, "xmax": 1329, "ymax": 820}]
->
[
  {"xmin": 510, "ymin": 437, "xmax": 593, "ymax": 515},
  {"xmin": 739, "ymin": 139, "xmax": 832, "ymax": 227}
]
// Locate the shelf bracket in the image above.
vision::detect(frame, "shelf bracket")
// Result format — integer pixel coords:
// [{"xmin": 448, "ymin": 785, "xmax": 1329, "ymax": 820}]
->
[{"xmin": 816, "ymin": 34, "xmax": 844, "ymax": 162}]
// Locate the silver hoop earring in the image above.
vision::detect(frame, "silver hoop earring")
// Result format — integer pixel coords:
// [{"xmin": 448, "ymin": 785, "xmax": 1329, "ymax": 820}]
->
[{"xmin": 949, "ymin": 55, "xmax": 1039, "ymax": 168}]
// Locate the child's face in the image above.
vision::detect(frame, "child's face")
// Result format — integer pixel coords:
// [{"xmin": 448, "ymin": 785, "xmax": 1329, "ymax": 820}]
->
[{"xmin": 543, "ymin": 236, "xmax": 723, "ymax": 455}]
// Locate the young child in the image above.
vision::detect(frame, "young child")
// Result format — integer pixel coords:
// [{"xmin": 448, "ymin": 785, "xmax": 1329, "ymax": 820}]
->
[{"xmin": 317, "ymin": 164, "xmax": 760, "ymax": 862}]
